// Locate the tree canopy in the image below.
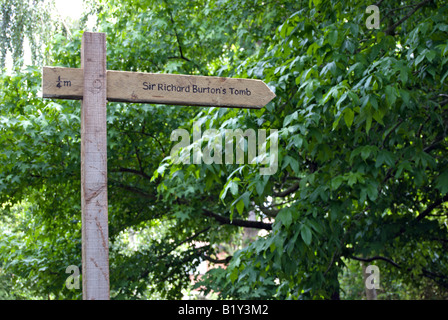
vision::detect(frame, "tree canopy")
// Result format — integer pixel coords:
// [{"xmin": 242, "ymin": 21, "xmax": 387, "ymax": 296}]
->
[{"xmin": 0, "ymin": 0, "xmax": 447, "ymax": 300}]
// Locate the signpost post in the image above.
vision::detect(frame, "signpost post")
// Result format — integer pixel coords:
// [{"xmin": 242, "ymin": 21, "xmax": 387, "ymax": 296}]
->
[{"xmin": 42, "ymin": 32, "xmax": 275, "ymax": 300}]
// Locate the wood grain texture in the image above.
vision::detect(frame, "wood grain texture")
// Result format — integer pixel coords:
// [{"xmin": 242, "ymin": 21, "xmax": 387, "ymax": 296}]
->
[
  {"xmin": 80, "ymin": 32, "xmax": 109, "ymax": 300},
  {"xmin": 42, "ymin": 67, "xmax": 275, "ymax": 108},
  {"xmin": 107, "ymin": 70, "xmax": 275, "ymax": 108}
]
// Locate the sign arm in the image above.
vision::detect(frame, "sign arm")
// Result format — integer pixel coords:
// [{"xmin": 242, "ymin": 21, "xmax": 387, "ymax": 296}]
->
[{"xmin": 43, "ymin": 68, "xmax": 275, "ymax": 108}]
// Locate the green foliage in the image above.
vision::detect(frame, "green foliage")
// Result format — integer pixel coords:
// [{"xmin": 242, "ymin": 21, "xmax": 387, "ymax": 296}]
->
[
  {"xmin": 187, "ymin": 0, "xmax": 448, "ymax": 299},
  {"xmin": 0, "ymin": 0, "xmax": 447, "ymax": 300},
  {"xmin": 0, "ymin": 0, "xmax": 59, "ymax": 69}
]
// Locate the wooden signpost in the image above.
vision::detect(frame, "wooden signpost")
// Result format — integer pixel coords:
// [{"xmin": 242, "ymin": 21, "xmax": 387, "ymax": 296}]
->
[
  {"xmin": 42, "ymin": 32, "xmax": 275, "ymax": 300},
  {"xmin": 43, "ymin": 63, "xmax": 274, "ymax": 109}
]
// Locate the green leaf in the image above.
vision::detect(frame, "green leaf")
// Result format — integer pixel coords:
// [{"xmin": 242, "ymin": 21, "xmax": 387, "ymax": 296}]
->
[
  {"xmin": 344, "ymin": 108, "xmax": 354, "ymax": 128},
  {"xmin": 336, "ymin": 92, "xmax": 348, "ymax": 108},
  {"xmin": 365, "ymin": 182, "xmax": 379, "ymax": 201},
  {"xmin": 328, "ymin": 30, "xmax": 338, "ymax": 46},
  {"xmin": 376, "ymin": 150, "xmax": 395, "ymax": 167},
  {"xmin": 290, "ymin": 134, "xmax": 303, "ymax": 149},
  {"xmin": 442, "ymin": 69, "xmax": 448, "ymax": 85},
  {"xmin": 284, "ymin": 111, "xmax": 298, "ymax": 126},
  {"xmin": 308, "ymin": 219, "xmax": 323, "ymax": 235},
  {"xmin": 347, "ymin": 172, "xmax": 364, "ymax": 187},
  {"xmin": 229, "ymin": 180, "xmax": 239, "ymax": 196},
  {"xmin": 331, "ymin": 176, "xmax": 344, "ymax": 190},
  {"xmin": 342, "ymin": 38, "xmax": 355, "ymax": 54},
  {"xmin": 301, "ymin": 224, "xmax": 312, "ymax": 246},
  {"xmin": 397, "ymin": 65, "xmax": 409, "ymax": 84},
  {"xmin": 436, "ymin": 170, "xmax": 448, "ymax": 195},
  {"xmin": 220, "ymin": 178, "xmax": 240, "ymax": 202},
  {"xmin": 366, "ymin": 113, "xmax": 373, "ymax": 134},
  {"xmin": 415, "ymin": 51, "xmax": 426, "ymax": 66},
  {"xmin": 369, "ymin": 94, "xmax": 378, "ymax": 110},
  {"xmin": 236, "ymin": 199, "xmax": 245, "ymax": 215},
  {"xmin": 395, "ymin": 160, "xmax": 412, "ymax": 179},
  {"xmin": 425, "ymin": 50, "xmax": 436, "ymax": 62},
  {"xmin": 364, "ymin": 75, "xmax": 373, "ymax": 90},
  {"xmin": 277, "ymin": 207, "xmax": 293, "ymax": 228},
  {"xmin": 282, "ymin": 155, "xmax": 299, "ymax": 173},
  {"xmin": 360, "ymin": 146, "xmax": 377, "ymax": 161},
  {"xmin": 385, "ymin": 85, "xmax": 397, "ymax": 106},
  {"xmin": 229, "ymin": 268, "xmax": 239, "ymax": 283},
  {"xmin": 255, "ymin": 179, "xmax": 266, "ymax": 196}
]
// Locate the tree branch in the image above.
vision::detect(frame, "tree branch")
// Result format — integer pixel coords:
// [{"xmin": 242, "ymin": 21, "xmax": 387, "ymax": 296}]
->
[
  {"xmin": 277, "ymin": 86, "xmax": 298, "ymax": 112},
  {"xmin": 273, "ymin": 181, "xmax": 300, "ymax": 197},
  {"xmin": 165, "ymin": 3, "xmax": 202, "ymax": 71},
  {"xmin": 109, "ymin": 179, "xmax": 155, "ymax": 199},
  {"xmin": 110, "ymin": 167, "xmax": 152, "ymax": 181},
  {"xmin": 385, "ymin": 0, "xmax": 431, "ymax": 35},
  {"xmin": 202, "ymin": 209, "xmax": 272, "ymax": 230},
  {"xmin": 168, "ymin": 55, "xmax": 191, "ymax": 62},
  {"xmin": 258, "ymin": 205, "xmax": 279, "ymax": 218},
  {"xmin": 176, "ymin": 227, "xmax": 211, "ymax": 248},
  {"xmin": 202, "ymin": 254, "xmax": 232, "ymax": 264},
  {"xmin": 423, "ymin": 135, "xmax": 446, "ymax": 153},
  {"xmin": 169, "ymin": 12, "xmax": 186, "ymax": 62},
  {"xmin": 382, "ymin": 118, "xmax": 404, "ymax": 148},
  {"xmin": 421, "ymin": 268, "xmax": 448, "ymax": 285},
  {"xmin": 157, "ymin": 227, "xmax": 211, "ymax": 261},
  {"xmin": 122, "ymin": 129, "xmax": 167, "ymax": 155},
  {"xmin": 134, "ymin": 145, "xmax": 146, "ymax": 177},
  {"xmin": 350, "ymin": 255, "xmax": 401, "ymax": 269},
  {"xmin": 416, "ymin": 194, "xmax": 448, "ymax": 222}
]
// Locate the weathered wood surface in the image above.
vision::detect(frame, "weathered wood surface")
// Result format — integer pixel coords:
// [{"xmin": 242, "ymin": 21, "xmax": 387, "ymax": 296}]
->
[
  {"xmin": 80, "ymin": 32, "xmax": 109, "ymax": 300},
  {"xmin": 42, "ymin": 67, "xmax": 275, "ymax": 109},
  {"xmin": 42, "ymin": 67, "xmax": 83, "ymax": 99}
]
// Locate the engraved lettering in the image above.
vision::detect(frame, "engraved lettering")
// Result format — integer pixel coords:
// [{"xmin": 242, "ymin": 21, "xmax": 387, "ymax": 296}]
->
[
  {"xmin": 143, "ymin": 82, "xmax": 156, "ymax": 90},
  {"xmin": 57, "ymin": 76, "xmax": 71, "ymax": 88},
  {"xmin": 229, "ymin": 88, "xmax": 251, "ymax": 96},
  {"xmin": 141, "ymin": 81, "xmax": 254, "ymax": 97}
]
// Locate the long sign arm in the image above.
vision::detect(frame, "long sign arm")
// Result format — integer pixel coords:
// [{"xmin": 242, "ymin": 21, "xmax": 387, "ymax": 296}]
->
[{"xmin": 42, "ymin": 66, "xmax": 275, "ymax": 109}]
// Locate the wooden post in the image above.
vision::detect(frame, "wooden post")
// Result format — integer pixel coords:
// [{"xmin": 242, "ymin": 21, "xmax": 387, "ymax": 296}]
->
[{"xmin": 80, "ymin": 32, "xmax": 109, "ymax": 300}]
